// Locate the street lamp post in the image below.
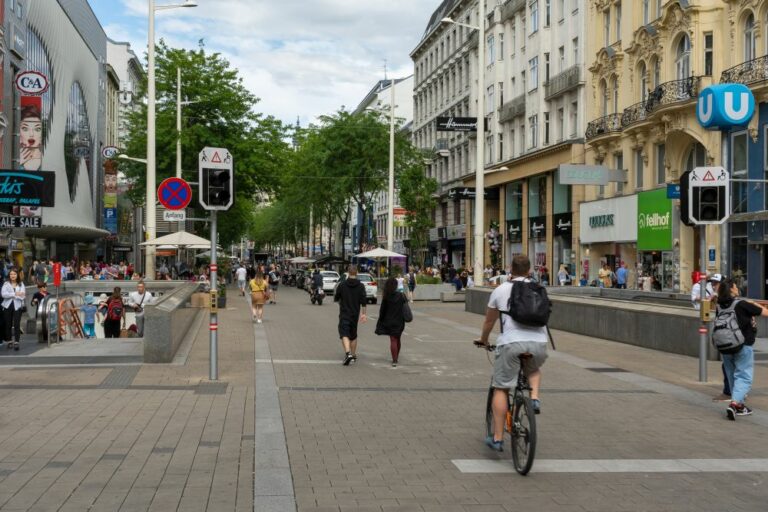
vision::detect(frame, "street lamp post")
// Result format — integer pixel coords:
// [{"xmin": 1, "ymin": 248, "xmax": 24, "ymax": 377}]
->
[
  {"xmin": 387, "ymin": 79, "xmax": 395, "ymax": 253},
  {"xmin": 147, "ymin": 0, "xmax": 197, "ymax": 280},
  {"xmin": 442, "ymin": 0, "xmax": 485, "ymax": 286}
]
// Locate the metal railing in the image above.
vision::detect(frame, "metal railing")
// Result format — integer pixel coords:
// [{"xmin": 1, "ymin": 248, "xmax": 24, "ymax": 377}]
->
[
  {"xmin": 498, "ymin": 94, "xmax": 526, "ymax": 123},
  {"xmin": 721, "ymin": 54, "xmax": 768, "ymax": 85},
  {"xmin": 545, "ymin": 66, "xmax": 581, "ymax": 100},
  {"xmin": 622, "ymin": 76, "xmax": 700, "ymax": 127},
  {"xmin": 585, "ymin": 113, "xmax": 622, "ymax": 140}
]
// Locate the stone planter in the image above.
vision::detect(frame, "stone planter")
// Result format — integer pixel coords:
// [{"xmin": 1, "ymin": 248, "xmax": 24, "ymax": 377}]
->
[{"xmin": 412, "ymin": 284, "xmax": 456, "ymax": 301}]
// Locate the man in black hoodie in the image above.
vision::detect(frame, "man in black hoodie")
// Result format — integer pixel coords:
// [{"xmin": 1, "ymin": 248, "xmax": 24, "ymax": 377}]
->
[{"xmin": 334, "ymin": 265, "xmax": 368, "ymax": 365}]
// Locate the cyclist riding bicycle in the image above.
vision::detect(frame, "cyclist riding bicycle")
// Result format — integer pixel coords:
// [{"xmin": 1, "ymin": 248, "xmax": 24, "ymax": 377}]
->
[
  {"xmin": 311, "ymin": 269, "xmax": 323, "ymax": 296},
  {"xmin": 475, "ymin": 255, "xmax": 548, "ymax": 452}
]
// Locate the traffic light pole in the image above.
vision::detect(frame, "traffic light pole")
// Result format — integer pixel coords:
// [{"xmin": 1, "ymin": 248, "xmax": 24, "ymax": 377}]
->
[
  {"xmin": 209, "ymin": 210, "xmax": 218, "ymax": 381},
  {"xmin": 698, "ymin": 226, "xmax": 707, "ymax": 383}
]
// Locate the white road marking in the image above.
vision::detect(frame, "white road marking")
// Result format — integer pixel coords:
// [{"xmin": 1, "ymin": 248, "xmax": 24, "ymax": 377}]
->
[{"xmin": 452, "ymin": 458, "xmax": 768, "ymax": 473}]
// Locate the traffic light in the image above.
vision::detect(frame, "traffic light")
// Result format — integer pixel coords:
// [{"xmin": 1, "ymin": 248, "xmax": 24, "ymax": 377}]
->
[
  {"xmin": 679, "ymin": 171, "xmax": 694, "ymax": 227},
  {"xmin": 200, "ymin": 167, "xmax": 233, "ymax": 211},
  {"xmin": 691, "ymin": 185, "xmax": 726, "ymax": 223}
]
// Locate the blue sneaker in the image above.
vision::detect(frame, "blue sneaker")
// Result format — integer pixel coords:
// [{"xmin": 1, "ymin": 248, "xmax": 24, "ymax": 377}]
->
[
  {"xmin": 484, "ymin": 436, "xmax": 503, "ymax": 452},
  {"xmin": 532, "ymin": 399, "xmax": 541, "ymax": 414}
]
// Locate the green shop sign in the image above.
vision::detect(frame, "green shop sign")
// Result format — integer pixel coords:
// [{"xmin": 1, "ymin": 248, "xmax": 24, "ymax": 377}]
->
[{"xmin": 637, "ymin": 188, "xmax": 673, "ymax": 251}]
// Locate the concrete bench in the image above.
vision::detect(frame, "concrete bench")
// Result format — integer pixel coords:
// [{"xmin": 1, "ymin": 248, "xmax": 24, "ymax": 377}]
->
[{"xmin": 441, "ymin": 291, "xmax": 466, "ymax": 303}]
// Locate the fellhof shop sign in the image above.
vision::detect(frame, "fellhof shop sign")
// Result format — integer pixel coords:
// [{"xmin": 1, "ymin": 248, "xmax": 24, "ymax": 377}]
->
[
  {"xmin": 637, "ymin": 188, "xmax": 672, "ymax": 251},
  {"xmin": 0, "ymin": 171, "xmax": 55, "ymax": 206}
]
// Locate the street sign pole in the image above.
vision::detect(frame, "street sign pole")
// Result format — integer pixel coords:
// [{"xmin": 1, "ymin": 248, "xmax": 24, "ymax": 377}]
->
[
  {"xmin": 210, "ymin": 210, "xmax": 218, "ymax": 381},
  {"xmin": 699, "ymin": 227, "xmax": 708, "ymax": 383}
]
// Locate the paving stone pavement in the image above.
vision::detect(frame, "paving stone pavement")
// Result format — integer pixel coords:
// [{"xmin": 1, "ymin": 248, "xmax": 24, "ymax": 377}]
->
[
  {"xmin": 0, "ymin": 294, "xmax": 255, "ymax": 512},
  {"xmin": 265, "ymin": 287, "xmax": 768, "ymax": 512},
  {"xmin": 2, "ymin": 284, "xmax": 768, "ymax": 511}
]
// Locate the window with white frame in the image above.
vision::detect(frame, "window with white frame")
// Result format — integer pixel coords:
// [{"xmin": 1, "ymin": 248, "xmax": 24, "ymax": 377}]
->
[
  {"xmin": 544, "ymin": 52, "xmax": 550, "ymax": 82},
  {"xmin": 676, "ymin": 34, "xmax": 691, "ymax": 79},
  {"xmin": 544, "ymin": 112, "xmax": 550, "ymax": 145},
  {"xmin": 639, "ymin": 62, "xmax": 648, "ymax": 101},
  {"xmin": 530, "ymin": 1, "xmax": 539, "ymax": 34},
  {"xmin": 529, "ymin": 114, "xmax": 539, "ymax": 148},
  {"xmin": 487, "ymin": 85, "xmax": 494, "ymax": 114},
  {"xmin": 499, "ymin": 133, "xmax": 504, "ymax": 161},
  {"xmin": 499, "ymin": 33, "xmax": 504, "ymax": 60},
  {"xmin": 745, "ymin": 14, "xmax": 757, "ymax": 62},
  {"xmin": 557, "ymin": 107, "xmax": 564, "ymax": 141},
  {"xmin": 573, "ymin": 37, "xmax": 579, "ymax": 65},
  {"xmin": 487, "ymin": 35, "xmax": 495, "ymax": 65},
  {"xmin": 601, "ymin": 79, "xmax": 609, "ymax": 116},
  {"xmin": 653, "ymin": 58, "xmax": 661, "ymax": 87},
  {"xmin": 656, "ymin": 144, "xmax": 666, "ymax": 184},
  {"xmin": 635, "ymin": 149, "xmax": 644, "ymax": 189},
  {"xmin": 529, "ymin": 57, "xmax": 539, "ymax": 91},
  {"xmin": 704, "ymin": 33, "xmax": 713, "ymax": 76},
  {"xmin": 612, "ymin": 76, "xmax": 619, "ymax": 113},
  {"xmin": 499, "ymin": 82, "xmax": 504, "ymax": 105},
  {"xmin": 615, "ymin": 2, "xmax": 621, "ymax": 42},
  {"xmin": 569, "ymin": 101, "xmax": 577, "ymax": 137},
  {"xmin": 558, "ymin": 0, "xmax": 564, "ymax": 21},
  {"xmin": 519, "ymin": 121, "xmax": 526, "ymax": 151},
  {"xmin": 545, "ymin": 0, "xmax": 551, "ymax": 27},
  {"xmin": 559, "ymin": 46, "xmax": 565, "ymax": 71},
  {"xmin": 656, "ymin": 0, "xmax": 662, "ymax": 18},
  {"xmin": 615, "ymin": 153, "xmax": 624, "ymax": 194},
  {"xmin": 603, "ymin": 9, "xmax": 610, "ymax": 47}
]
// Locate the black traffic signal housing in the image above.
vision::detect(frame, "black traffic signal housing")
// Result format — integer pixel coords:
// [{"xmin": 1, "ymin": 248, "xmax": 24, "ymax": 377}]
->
[
  {"xmin": 200, "ymin": 167, "xmax": 233, "ymax": 211},
  {"xmin": 692, "ymin": 185, "xmax": 726, "ymax": 223},
  {"xmin": 679, "ymin": 171, "xmax": 694, "ymax": 226}
]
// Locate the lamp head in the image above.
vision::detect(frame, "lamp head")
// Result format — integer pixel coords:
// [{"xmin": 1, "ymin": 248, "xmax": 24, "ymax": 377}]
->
[{"xmin": 440, "ymin": 17, "xmax": 454, "ymax": 24}]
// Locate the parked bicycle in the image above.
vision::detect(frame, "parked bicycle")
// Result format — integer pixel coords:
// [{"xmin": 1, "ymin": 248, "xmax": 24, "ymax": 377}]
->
[{"xmin": 474, "ymin": 340, "xmax": 537, "ymax": 475}]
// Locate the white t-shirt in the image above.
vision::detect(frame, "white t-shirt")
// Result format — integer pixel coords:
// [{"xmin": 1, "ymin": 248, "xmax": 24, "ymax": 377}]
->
[
  {"xmin": 129, "ymin": 291, "xmax": 153, "ymax": 316},
  {"xmin": 236, "ymin": 267, "xmax": 247, "ymax": 281},
  {"xmin": 690, "ymin": 282, "xmax": 714, "ymax": 310},
  {"xmin": 487, "ymin": 278, "xmax": 548, "ymax": 347}
]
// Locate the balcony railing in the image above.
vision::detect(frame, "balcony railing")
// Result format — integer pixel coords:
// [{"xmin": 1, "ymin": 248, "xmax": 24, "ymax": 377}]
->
[
  {"xmin": 585, "ymin": 113, "xmax": 622, "ymax": 140},
  {"xmin": 621, "ymin": 76, "xmax": 700, "ymax": 127},
  {"xmin": 721, "ymin": 54, "xmax": 768, "ymax": 85},
  {"xmin": 545, "ymin": 66, "xmax": 581, "ymax": 100},
  {"xmin": 498, "ymin": 94, "xmax": 526, "ymax": 123},
  {"xmin": 501, "ymin": 0, "xmax": 525, "ymax": 22}
]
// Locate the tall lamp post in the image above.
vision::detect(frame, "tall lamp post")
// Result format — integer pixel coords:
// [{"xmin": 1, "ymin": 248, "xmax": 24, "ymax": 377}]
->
[
  {"xmin": 147, "ymin": 0, "xmax": 197, "ymax": 280},
  {"xmin": 442, "ymin": 0, "xmax": 485, "ymax": 286},
  {"xmin": 387, "ymin": 79, "xmax": 396, "ymax": 253}
]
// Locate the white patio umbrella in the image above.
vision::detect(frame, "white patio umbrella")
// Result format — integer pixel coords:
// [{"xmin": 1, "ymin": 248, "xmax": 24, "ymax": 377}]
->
[
  {"xmin": 354, "ymin": 248, "xmax": 405, "ymax": 259},
  {"xmin": 140, "ymin": 231, "xmax": 211, "ymax": 248}
]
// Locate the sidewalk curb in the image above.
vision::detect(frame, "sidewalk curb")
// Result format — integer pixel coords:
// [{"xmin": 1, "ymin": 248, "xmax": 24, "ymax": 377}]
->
[{"xmin": 253, "ymin": 318, "xmax": 297, "ymax": 512}]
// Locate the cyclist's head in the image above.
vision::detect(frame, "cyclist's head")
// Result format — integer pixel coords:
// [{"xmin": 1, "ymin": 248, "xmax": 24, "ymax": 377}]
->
[{"xmin": 511, "ymin": 255, "xmax": 531, "ymax": 277}]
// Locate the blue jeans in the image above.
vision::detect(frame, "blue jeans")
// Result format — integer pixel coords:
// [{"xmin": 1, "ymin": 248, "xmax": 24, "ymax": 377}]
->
[{"xmin": 722, "ymin": 345, "xmax": 753, "ymax": 404}]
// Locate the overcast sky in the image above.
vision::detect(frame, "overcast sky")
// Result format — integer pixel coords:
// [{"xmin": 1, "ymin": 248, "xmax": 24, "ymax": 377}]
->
[{"xmin": 91, "ymin": 0, "xmax": 437, "ymax": 126}]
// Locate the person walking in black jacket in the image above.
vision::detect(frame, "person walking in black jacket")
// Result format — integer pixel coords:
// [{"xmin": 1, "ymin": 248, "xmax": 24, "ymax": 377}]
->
[
  {"xmin": 334, "ymin": 265, "xmax": 367, "ymax": 365},
  {"xmin": 375, "ymin": 277, "xmax": 407, "ymax": 367}
]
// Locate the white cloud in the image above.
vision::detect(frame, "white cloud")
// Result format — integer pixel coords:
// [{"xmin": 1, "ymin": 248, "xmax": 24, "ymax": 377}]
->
[{"xmin": 105, "ymin": 0, "xmax": 436, "ymax": 125}]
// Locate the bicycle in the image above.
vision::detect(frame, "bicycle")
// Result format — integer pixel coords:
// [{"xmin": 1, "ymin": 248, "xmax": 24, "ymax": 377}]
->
[{"xmin": 474, "ymin": 340, "xmax": 537, "ymax": 475}]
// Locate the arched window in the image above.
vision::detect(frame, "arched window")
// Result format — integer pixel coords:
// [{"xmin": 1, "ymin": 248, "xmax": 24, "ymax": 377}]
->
[
  {"xmin": 745, "ymin": 13, "xmax": 757, "ymax": 61},
  {"xmin": 600, "ymin": 79, "xmax": 609, "ymax": 115},
  {"xmin": 612, "ymin": 76, "xmax": 619, "ymax": 113},
  {"xmin": 652, "ymin": 58, "xmax": 661, "ymax": 87},
  {"xmin": 675, "ymin": 35, "xmax": 691, "ymax": 79},
  {"xmin": 639, "ymin": 62, "xmax": 648, "ymax": 101}
]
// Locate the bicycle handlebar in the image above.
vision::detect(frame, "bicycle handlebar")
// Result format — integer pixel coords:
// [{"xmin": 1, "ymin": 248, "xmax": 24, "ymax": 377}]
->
[{"xmin": 473, "ymin": 339, "xmax": 496, "ymax": 351}]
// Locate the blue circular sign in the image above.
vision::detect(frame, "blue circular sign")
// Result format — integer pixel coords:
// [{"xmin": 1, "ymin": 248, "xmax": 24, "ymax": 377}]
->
[{"xmin": 158, "ymin": 177, "xmax": 192, "ymax": 210}]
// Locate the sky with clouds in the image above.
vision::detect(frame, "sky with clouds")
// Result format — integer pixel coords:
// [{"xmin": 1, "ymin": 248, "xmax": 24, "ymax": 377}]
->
[{"xmin": 91, "ymin": 0, "xmax": 438, "ymax": 127}]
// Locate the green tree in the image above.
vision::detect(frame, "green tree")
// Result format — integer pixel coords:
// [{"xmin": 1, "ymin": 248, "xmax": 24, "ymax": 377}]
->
[
  {"xmin": 120, "ymin": 40, "xmax": 290, "ymax": 246},
  {"xmin": 397, "ymin": 147, "xmax": 438, "ymax": 267}
]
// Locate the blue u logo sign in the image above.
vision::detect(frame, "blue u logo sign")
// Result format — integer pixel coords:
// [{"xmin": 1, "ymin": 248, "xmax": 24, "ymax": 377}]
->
[{"xmin": 697, "ymin": 84, "xmax": 755, "ymax": 129}]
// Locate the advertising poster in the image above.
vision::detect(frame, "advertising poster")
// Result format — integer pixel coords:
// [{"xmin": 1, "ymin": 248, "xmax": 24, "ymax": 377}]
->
[
  {"xmin": 19, "ymin": 96, "xmax": 43, "ymax": 171},
  {"xmin": 104, "ymin": 160, "xmax": 118, "ymax": 235}
]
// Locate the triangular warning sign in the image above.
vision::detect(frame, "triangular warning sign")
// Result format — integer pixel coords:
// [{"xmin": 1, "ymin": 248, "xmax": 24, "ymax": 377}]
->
[
  {"xmin": 211, "ymin": 151, "xmax": 222, "ymax": 163},
  {"xmin": 703, "ymin": 171, "xmax": 715, "ymax": 181}
]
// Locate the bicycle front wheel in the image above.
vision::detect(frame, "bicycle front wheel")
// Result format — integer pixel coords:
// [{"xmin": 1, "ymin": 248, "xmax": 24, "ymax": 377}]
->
[{"xmin": 510, "ymin": 393, "xmax": 536, "ymax": 475}]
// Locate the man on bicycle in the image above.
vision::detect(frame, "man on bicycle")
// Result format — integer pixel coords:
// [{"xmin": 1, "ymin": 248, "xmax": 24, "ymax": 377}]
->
[{"xmin": 475, "ymin": 255, "xmax": 548, "ymax": 451}]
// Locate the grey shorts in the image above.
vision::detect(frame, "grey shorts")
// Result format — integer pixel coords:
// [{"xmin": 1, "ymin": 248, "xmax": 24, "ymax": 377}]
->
[{"xmin": 492, "ymin": 342, "xmax": 548, "ymax": 389}]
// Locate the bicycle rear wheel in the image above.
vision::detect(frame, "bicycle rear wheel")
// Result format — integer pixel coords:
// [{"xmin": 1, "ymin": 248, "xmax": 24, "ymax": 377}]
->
[
  {"xmin": 510, "ymin": 393, "xmax": 536, "ymax": 475},
  {"xmin": 484, "ymin": 387, "xmax": 494, "ymax": 439}
]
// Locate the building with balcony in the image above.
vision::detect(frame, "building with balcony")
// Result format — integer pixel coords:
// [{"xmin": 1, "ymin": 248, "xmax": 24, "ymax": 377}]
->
[
  {"xmin": 718, "ymin": 0, "xmax": 768, "ymax": 298},
  {"xmin": 582, "ymin": 0, "xmax": 727, "ymax": 293}
]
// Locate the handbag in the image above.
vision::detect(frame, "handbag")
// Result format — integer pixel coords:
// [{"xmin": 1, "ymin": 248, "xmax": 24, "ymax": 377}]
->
[{"xmin": 402, "ymin": 299, "xmax": 413, "ymax": 323}]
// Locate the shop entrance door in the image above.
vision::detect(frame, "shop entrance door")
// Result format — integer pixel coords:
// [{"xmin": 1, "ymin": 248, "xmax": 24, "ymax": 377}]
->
[{"xmin": 662, "ymin": 251, "xmax": 674, "ymax": 291}]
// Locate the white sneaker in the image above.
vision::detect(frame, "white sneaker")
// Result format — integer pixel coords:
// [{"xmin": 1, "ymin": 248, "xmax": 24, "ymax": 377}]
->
[{"xmin": 257, "ymin": 319, "xmax": 262, "ymax": 324}]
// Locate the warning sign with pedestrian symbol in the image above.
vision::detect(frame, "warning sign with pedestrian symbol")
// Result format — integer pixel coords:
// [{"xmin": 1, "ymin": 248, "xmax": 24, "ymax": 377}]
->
[
  {"xmin": 199, "ymin": 147, "xmax": 232, "ymax": 169},
  {"xmin": 157, "ymin": 177, "xmax": 192, "ymax": 211}
]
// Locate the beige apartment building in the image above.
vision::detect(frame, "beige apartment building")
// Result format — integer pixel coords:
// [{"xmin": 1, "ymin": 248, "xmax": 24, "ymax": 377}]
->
[{"xmin": 582, "ymin": 0, "xmax": 731, "ymax": 291}]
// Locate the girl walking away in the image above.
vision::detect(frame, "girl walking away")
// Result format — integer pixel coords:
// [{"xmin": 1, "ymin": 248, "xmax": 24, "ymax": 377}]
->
[
  {"xmin": 249, "ymin": 271, "xmax": 269, "ymax": 324},
  {"xmin": 103, "ymin": 287, "xmax": 125, "ymax": 338},
  {"xmin": 1, "ymin": 269, "xmax": 25, "ymax": 350},
  {"xmin": 715, "ymin": 277, "xmax": 768, "ymax": 420},
  {"xmin": 375, "ymin": 277, "xmax": 407, "ymax": 367}
]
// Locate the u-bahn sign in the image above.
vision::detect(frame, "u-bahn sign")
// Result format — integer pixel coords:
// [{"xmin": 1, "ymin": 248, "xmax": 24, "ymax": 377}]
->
[
  {"xmin": 0, "ymin": 170, "xmax": 55, "ymax": 206},
  {"xmin": 697, "ymin": 84, "xmax": 755, "ymax": 129}
]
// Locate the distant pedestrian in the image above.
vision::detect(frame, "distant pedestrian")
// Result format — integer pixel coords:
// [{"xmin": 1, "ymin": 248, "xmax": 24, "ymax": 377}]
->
[
  {"xmin": 715, "ymin": 277, "xmax": 768, "ymax": 420},
  {"xmin": 80, "ymin": 295, "xmax": 98, "ymax": 339},
  {"xmin": 616, "ymin": 263, "xmax": 628, "ymax": 289},
  {"xmin": 30, "ymin": 282, "xmax": 48, "ymax": 317},
  {"xmin": 236, "ymin": 264, "xmax": 247, "ymax": 296},
  {"xmin": 407, "ymin": 267, "xmax": 416, "ymax": 303},
  {"xmin": 249, "ymin": 271, "xmax": 269, "ymax": 323},
  {"xmin": 396, "ymin": 273, "xmax": 405, "ymax": 293},
  {"xmin": 375, "ymin": 278, "xmax": 407, "ymax": 367},
  {"xmin": 128, "ymin": 281, "xmax": 153, "ymax": 337},
  {"xmin": 334, "ymin": 265, "xmax": 367, "ymax": 365},
  {"xmin": 268, "ymin": 264, "xmax": 280, "ymax": 304},
  {"xmin": 1, "ymin": 269, "xmax": 25, "ymax": 350},
  {"xmin": 598, "ymin": 264, "xmax": 611, "ymax": 288},
  {"xmin": 103, "ymin": 287, "xmax": 125, "ymax": 338}
]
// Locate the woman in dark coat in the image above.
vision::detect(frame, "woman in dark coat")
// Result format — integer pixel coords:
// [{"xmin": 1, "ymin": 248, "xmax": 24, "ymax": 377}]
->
[{"xmin": 375, "ymin": 277, "xmax": 407, "ymax": 367}]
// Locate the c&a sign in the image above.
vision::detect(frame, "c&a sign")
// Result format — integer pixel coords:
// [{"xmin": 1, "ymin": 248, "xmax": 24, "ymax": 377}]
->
[
  {"xmin": 0, "ymin": 170, "xmax": 55, "ymax": 206},
  {"xmin": 697, "ymin": 84, "xmax": 755, "ymax": 129}
]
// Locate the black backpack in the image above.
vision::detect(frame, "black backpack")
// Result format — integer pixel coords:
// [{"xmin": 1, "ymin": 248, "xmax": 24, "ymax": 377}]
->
[{"xmin": 501, "ymin": 279, "xmax": 552, "ymax": 328}]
